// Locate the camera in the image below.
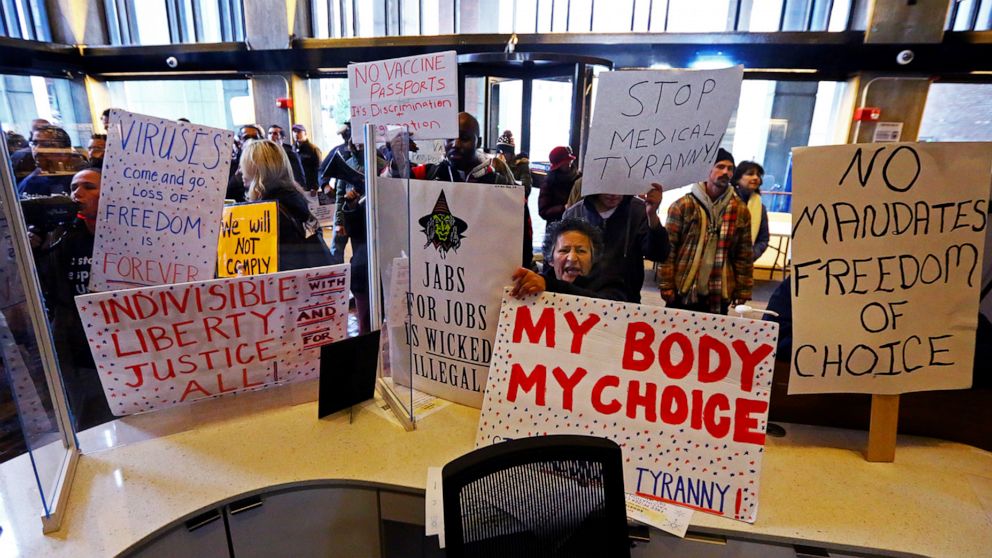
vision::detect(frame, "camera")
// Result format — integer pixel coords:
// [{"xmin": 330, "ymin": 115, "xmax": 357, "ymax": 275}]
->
[
  {"xmin": 166, "ymin": 56, "xmax": 179, "ymax": 69},
  {"xmin": 896, "ymin": 50, "xmax": 914, "ymax": 65}
]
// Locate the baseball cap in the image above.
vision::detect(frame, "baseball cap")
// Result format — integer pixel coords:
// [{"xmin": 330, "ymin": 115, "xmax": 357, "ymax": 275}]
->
[
  {"xmin": 291, "ymin": 124, "xmax": 306, "ymax": 133},
  {"xmin": 549, "ymin": 146, "xmax": 575, "ymax": 171}
]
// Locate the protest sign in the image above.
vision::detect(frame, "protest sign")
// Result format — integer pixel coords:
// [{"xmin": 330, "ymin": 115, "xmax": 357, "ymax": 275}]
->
[
  {"xmin": 477, "ymin": 292, "xmax": 778, "ymax": 522},
  {"xmin": 348, "ymin": 51, "xmax": 458, "ymax": 144},
  {"xmin": 90, "ymin": 111, "xmax": 234, "ymax": 291},
  {"xmin": 790, "ymin": 142, "xmax": 992, "ymax": 395},
  {"xmin": 392, "ymin": 178, "xmax": 522, "ymax": 407},
  {"xmin": 75, "ymin": 265, "xmax": 350, "ymax": 415},
  {"xmin": 218, "ymin": 202, "xmax": 278, "ymax": 277},
  {"xmin": 581, "ymin": 67, "xmax": 742, "ymax": 196}
]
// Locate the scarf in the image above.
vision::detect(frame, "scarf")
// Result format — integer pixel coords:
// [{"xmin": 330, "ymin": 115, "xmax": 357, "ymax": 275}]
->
[{"xmin": 690, "ymin": 182, "xmax": 734, "ymax": 295}]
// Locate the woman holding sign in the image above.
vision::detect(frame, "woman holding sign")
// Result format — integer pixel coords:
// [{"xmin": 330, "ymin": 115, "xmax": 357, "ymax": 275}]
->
[
  {"xmin": 510, "ymin": 218, "xmax": 625, "ymax": 301},
  {"xmin": 240, "ymin": 140, "xmax": 332, "ymax": 271}
]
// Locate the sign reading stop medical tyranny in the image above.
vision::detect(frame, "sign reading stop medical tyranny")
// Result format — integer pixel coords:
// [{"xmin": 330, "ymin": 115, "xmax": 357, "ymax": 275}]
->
[
  {"xmin": 581, "ymin": 67, "xmax": 742, "ymax": 196},
  {"xmin": 478, "ymin": 292, "xmax": 778, "ymax": 523},
  {"xmin": 790, "ymin": 142, "xmax": 992, "ymax": 394}
]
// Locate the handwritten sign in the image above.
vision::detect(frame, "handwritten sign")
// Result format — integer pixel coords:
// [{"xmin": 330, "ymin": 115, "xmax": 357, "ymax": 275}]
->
[
  {"xmin": 90, "ymin": 111, "xmax": 234, "ymax": 291},
  {"xmin": 218, "ymin": 202, "xmax": 278, "ymax": 277},
  {"xmin": 581, "ymin": 67, "xmax": 742, "ymax": 196},
  {"xmin": 477, "ymin": 292, "xmax": 778, "ymax": 522},
  {"xmin": 388, "ymin": 178, "xmax": 522, "ymax": 407},
  {"xmin": 348, "ymin": 51, "xmax": 458, "ymax": 144},
  {"xmin": 790, "ymin": 142, "xmax": 992, "ymax": 394},
  {"xmin": 75, "ymin": 265, "xmax": 350, "ymax": 415}
]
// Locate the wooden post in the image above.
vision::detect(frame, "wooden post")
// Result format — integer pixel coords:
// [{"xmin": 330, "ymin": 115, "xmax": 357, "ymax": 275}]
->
[{"xmin": 866, "ymin": 394, "xmax": 900, "ymax": 462}]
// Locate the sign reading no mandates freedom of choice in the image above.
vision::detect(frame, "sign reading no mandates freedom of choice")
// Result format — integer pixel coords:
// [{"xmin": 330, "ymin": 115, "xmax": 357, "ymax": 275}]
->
[
  {"xmin": 790, "ymin": 142, "xmax": 992, "ymax": 395},
  {"xmin": 581, "ymin": 67, "xmax": 742, "ymax": 196},
  {"xmin": 90, "ymin": 111, "xmax": 234, "ymax": 292},
  {"xmin": 218, "ymin": 201, "xmax": 278, "ymax": 277},
  {"xmin": 384, "ymin": 177, "xmax": 523, "ymax": 408},
  {"xmin": 348, "ymin": 51, "xmax": 458, "ymax": 144},
  {"xmin": 76, "ymin": 265, "xmax": 350, "ymax": 415},
  {"xmin": 477, "ymin": 292, "xmax": 778, "ymax": 522}
]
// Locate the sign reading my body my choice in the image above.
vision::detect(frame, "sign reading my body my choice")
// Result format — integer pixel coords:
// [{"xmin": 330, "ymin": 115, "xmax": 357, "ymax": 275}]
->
[
  {"xmin": 90, "ymin": 111, "xmax": 234, "ymax": 292},
  {"xmin": 478, "ymin": 292, "xmax": 778, "ymax": 523},
  {"xmin": 348, "ymin": 51, "xmax": 458, "ymax": 144},
  {"xmin": 791, "ymin": 142, "xmax": 992, "ymax": 395},
  {"xmin": 582, "ymin": 67, "xmax": 742, "ymax": 196}
]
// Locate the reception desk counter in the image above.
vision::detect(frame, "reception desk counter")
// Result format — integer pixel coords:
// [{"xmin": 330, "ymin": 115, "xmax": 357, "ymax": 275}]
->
[{"xmin": 1, "ymin": 391, "xmax": 990, "ymax": 557}]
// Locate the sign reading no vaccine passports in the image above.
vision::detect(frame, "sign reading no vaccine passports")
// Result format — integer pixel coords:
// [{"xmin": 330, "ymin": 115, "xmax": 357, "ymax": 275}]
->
[
  {"xmin": 348, "ymin": 51, "xmax": 458, "ymax": 144},
  {"xmin": 90, "ymin": 110, "xmax": 234, "ymax": 291},
  {"xmin": 76, "ymin": 265, "xmax": 350, "ymax": 415},
  {"xmin": 582, "ymin": 67, "xmax": 742, "ymax": 196},
  {"xmin": 477, "ymin": 292, "xmax": 778, "ymax": 522}
]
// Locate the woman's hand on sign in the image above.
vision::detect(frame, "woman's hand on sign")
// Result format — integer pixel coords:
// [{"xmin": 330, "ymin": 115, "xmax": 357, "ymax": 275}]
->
[
  {"xmin": 510, "ymin": 267, "xmax": 546, "ymax": 299},
  {"xmin": 640, "ymin": 182, "xmax": 664, "ymax": 229}
]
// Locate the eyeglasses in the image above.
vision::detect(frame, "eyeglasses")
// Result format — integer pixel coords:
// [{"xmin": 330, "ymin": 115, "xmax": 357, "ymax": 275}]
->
[{"xmin": 30, "ymin": 140, "xmax": 69, "ymax": 148}]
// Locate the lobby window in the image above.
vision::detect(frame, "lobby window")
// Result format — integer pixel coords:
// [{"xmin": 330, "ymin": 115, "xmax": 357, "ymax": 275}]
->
[
  {"xmin": 0, "ymin": 0, "xmax": 50, "ymax": 41},
  {"xmin": 106, "ymin": 79, "xmax": 253, "ymax": 131},
  {"xmin": 104, "ymin": 0, "xmax": 245, "ymax": 46},
  {"xmin": 946, "ymin": 0, "xmax": 992, "ymax": 30},
  {"xmin": 919, "ymin": 83, "xmax": 992, "ymax": 141},
  {"xmin": 1, "ymin": 75, "xmax": 91, "ymax": 146}
]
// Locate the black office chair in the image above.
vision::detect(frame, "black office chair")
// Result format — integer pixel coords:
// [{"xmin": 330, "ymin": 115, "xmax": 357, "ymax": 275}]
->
[{"xmin": 442, "ymin": 435, "xmax": 630, "ymax": 558}]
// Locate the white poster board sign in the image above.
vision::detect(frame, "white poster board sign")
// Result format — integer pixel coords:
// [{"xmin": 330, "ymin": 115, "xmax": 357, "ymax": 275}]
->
[
  {"xmin": 477, "ymin": 292, "xmax": 778, "ymax": 522},
  {"xmin": 76, "ymin": 265, "xmax": 350, "ymax": 415},
  {"xmin": 790, "ymin": 142, "xmax": 992, "ymax": 394},
  {"xmin": 397, "ymin": 178, "xmax": 523, "ymax": 407},
  {"xmin": 90, "ymin": 111, "xmax": 234, "ymax": 291},
  {"xmin": 348, "ymin": 51, "xmax": 458, "ymax": 144},
  {"xmin": 582, "ymin": 67, "xmax": 742, "ymax": 195}
]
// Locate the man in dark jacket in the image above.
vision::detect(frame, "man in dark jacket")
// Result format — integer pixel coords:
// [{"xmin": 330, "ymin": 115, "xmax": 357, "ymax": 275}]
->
[
  {"xmin": 538, "ymin": 145, "xmax": 581, "ymax": 223},
  {"xmin": 561, "ymin": 185, "xmax": 669, "ymax": 304},
  {"xmin": 266, "ymin": 124, "xmax": 307, "ymax": 187},
  {"xmin": 292, "ymin": 124, "xmax": 322, "ymax": 191}
]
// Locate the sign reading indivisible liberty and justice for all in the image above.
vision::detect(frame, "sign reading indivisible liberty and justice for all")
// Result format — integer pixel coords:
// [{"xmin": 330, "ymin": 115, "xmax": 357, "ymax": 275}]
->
[
  {"xmin": 581, "ymin": 66, "xmax": 743, "ymax": 196},
  {"xmin": 381, "ymin": 178, "xmax": 523, "ymax": 408},
  {"xmin": 348, "ymin": 51, "xmax": 458, "ymax": 144},
  {"xmin": 477, "ymin": 293, "xmax": 778, "ymax": 523},
  {"xmin": 76, "ymin": 266, "xmax": 350, "ymax": 415},
  {"xmin": 790, "ymin": 142, "xmax": 992, "ymax": 395},
  {"xmin": 89, "ymin": 110, "xmax": 234, "ymax": 292}
]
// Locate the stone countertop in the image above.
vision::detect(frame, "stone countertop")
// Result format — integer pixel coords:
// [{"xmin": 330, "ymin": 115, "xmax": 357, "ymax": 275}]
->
[{"xmin": 0, "ymin": 396, "xmax": 989, "ymax": 558}]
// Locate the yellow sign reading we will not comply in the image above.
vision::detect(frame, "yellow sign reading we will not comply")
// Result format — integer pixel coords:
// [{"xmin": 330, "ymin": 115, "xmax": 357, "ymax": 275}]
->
[{"xmin": 217, "ymin": 201, "xmax": 278, "ymax": 277}]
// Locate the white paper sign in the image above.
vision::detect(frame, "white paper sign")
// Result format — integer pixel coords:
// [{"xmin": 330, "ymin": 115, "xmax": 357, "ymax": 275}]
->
[
  {"xmin": 582, "ymin": 67, "xmax": 742, "ymax": 195},
  {"xmin": 75, "ymin": 265, "xmax": 350, "ymax": 415},
  {"xmin": 477, "ymin": 292, "xmax": 778, "ymax": 522},
  {"xmin": 790, "ymin": 142, "xmax": 992, "ymax": 395},
  {"xmin": 398, "ymin": 178, "xmax": 522, "ymax": 407},
  {"xmin": 349, "ymin": 51, "xmax": 458, "ymax": 144},
  {"xmin": 90, "ymin": 111, "xmax": 234, "ymax": 291}
]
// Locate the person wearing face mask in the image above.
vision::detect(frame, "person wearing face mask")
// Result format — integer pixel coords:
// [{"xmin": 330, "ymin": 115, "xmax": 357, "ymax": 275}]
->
[
  {"xmin": 37, "ymin": 167, "xmax": 114, "ymax": 429},
  {"xmin": 732, "ymin": 161, "xmax": 769, "ymax": 261},
  {"xmin": 658, "ymin": 148, "xmax": 753, "ymax": 314},
  {"xmin": 510, "ymin": 218, "xmax": 625, "ymax": 301}
]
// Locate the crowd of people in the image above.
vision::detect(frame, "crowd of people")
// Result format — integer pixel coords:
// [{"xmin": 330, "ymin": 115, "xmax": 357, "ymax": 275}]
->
[{"xmin": 5, "ymin": 106, "xmax": 779, "ymax": 430}]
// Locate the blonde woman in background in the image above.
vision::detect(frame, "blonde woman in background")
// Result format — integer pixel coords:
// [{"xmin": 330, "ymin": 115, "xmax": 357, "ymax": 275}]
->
[{"xmin": 240, "ymin": 139, "xmax": 332, "ymax": 270}]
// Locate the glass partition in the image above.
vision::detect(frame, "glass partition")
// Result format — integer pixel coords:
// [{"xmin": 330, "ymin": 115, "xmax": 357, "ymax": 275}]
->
[{"xmin": 0, "ymin": 123, "xmax": 77, "ymax": 531}]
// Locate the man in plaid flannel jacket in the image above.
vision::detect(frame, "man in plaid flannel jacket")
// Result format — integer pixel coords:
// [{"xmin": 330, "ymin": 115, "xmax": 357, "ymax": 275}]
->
[{"xmin": 658, "ymin": 148, "xmax": 753, "ymax": 314}]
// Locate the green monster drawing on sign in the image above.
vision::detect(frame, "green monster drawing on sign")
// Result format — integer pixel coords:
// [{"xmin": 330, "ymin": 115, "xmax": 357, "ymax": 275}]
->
[{"xmin": 419, "ymin": 190, "xmax": 468, "ymax": 259}]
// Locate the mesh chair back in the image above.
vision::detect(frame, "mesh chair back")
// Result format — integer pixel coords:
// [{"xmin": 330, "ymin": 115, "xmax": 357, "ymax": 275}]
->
[{"xmin": 442, "ymin": 435, "xmax": 630, "ymax": 558}]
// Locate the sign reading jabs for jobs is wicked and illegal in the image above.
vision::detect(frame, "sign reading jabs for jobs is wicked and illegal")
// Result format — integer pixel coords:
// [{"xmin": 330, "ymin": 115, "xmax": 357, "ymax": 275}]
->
[
  {"xmin": 477, "ymin": 292, "xmax": 779, "ymax": 523},
  {"xmin": 90, "ymin": 111, "xmax": 234, "ymax": 291},
  {"xmin": 348, "ymin": 51, "xmax": 458, "ymax": 144},
  {"xmin": 790, "ymin": 142, "xmax": 992, "ymax": 395},
  {"xmin": 76, "ymin": 265, "xmax": 350, "ymax": 415},
  {"xmin": 581, "ymin": 67, "xmax": 742, "ymax": 196},
  {"xmin": 383, "ymin": 177, "xmax": 523, "ymax": 408}
]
